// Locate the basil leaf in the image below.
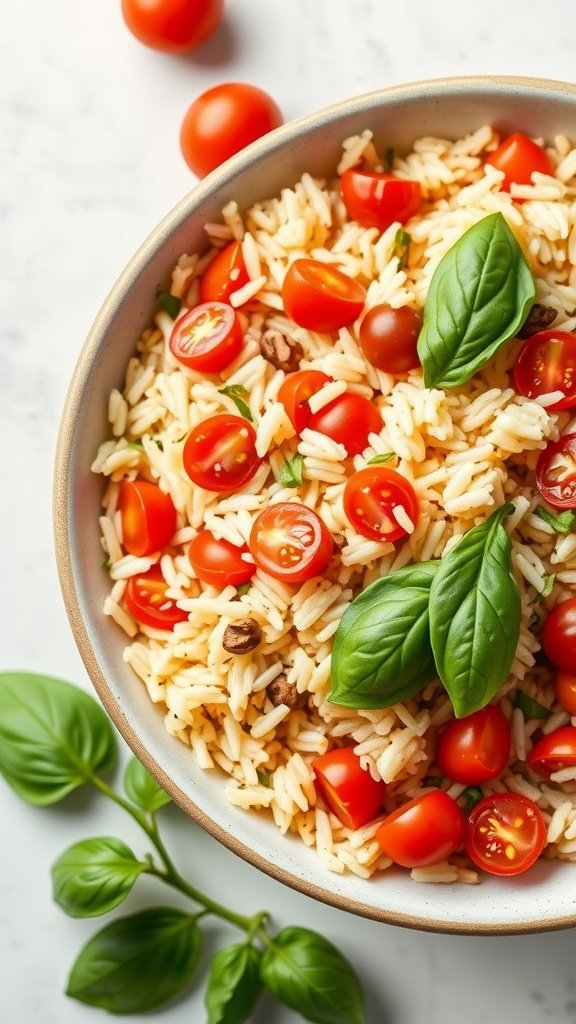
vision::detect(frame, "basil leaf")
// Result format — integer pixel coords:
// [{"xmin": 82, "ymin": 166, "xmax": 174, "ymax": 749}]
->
[
  {"xmin": 461, "ymin": 786, "xmax": 484, "ymax": 812},
  {"xmin": 205, "ymin": 943, "xmax": 263, "ymax": 1024},
  {"xmin": 219, "ymin": 384, "xmax": 253, "ymax": 421},
  {"xmin": 417, "ymin": 213, "xmax": 535, "ymax": 388},
  {"xmin": 0, "ymin": 673, "xmax": 116, "ymax": 805},
  {"xmin": 66, "ymin": 907, "xmax": 201, "ymax": 1012},
  {"xmin": 429, "ymin": 505, "xmax": 521, "ymax": 717},
  {"xmin": 534, "ymin": 506, "xmax": 576, "ymax": 534},
  {"xmin": 52, "ymin": 837, "xmax": 146, "ymax": 918},
  {"xmin": 367, "ymin": 452, "xmax": 395, "ymax": 465},
  {"xmin": 261, "ymin": 927, "xmax": 365, "ymax": 1024},
  {"xmin": 279, "ymin": 453, "xmax": 304, "ymax": 487},
  {"xmin": 394, "ymin": 228, "xmax": 411, "ymax": 269},
  {"xmin": 123, "ymin": 756, "xmax": 171, "ymax": 812},
  {"xmin": 257, "ymin": 769, "xmax": 271, "ymax": 787},
  {"xmin": 156, "ymin": 290, "xmax": 182, "ymax": 319},
  {"xmin": 539, "ymin": 573, "xmax": 556, "ymax": 599},
  {"xmin": 515, "ymin": 691, "xmax": 552, "ymax": 720},
  {"xmin": 330, "ymin": 562, "xmax": 439, "ymax": 709}
]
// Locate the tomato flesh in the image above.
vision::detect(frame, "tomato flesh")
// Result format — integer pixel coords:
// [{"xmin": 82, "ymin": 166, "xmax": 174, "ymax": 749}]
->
[
  {"xmin": 435, "ymin": 706, "xmax": 511, "ymax": 785},
  {"xmin": 514, "ymin": 330, "xmax": 576, "ymax": 411},
  {"xmin": 308, "ymin": 393, "xmax": 382, "ymax": 457},
  {"xmin": 282, "ymin": 259, "xmax": 366, "ymax": 333},
  {"xmin": 183, "ymin": 414, "xmax": 261, "ymax": 492},
  {"xmin": 541, "ymin": 597, "xmax": 576, "ymax": 672},
  {"xmin": 119, "ymin": 480, "xmax": 177, "ymax": 557},
  {"xmin": 465, "ymin": 793, "xmax": 546, "ymax": 876},
  {"xmin": 188, "ymin": 531, "xmax": 255, "ymax": 589},
  {"xmin": 124, "ymin": 566, "xmax": 188, "ymax": 630},
  {"xmin": 343, "ymin": 467, "xmax": 419, "ymax": 542},
  {"xmin": 169, "ymin": 302, "xmax": 243, "ymax": 373},
  {"xmin": 536, "ymin": 434, "xmax": 576, "ymax": 509},
  {"xmin": 121, "ymin": 0, "xmax": 223, "ymax": 54},
  {"xmin": 278, "ymin": 370, "xmax": 332, "ymax": 433},
  {"xmin": 485, "ymin": 132, "xmax": 554, "ymax": 190},
  {"xmin": 340, "ymin": 169, "xmax": 422, "ymax": 231},
  {"xmin": 555, "ymin": 672, "xmax": 576, "ymax": 716},
  {"xmin": 199, "ymin": 241, "xmax": 249, "ymax": 305},
  {"xmin": 359, "ymin": 303, "xmax": 422, "ymax": 374},
  {"xmin": 375, "ymin": 790, "xmax": 464, "ymax": 869},
  {"xmin": 527, "ymin": 725, "xmax": 576, "ymax": 777},
  {"xmin": 312, "ymin": 747, "xmax": 386, "ymax": 830},
  {"xmin": 249, "ymin": 501, "xmax": 333, "ymax": 583}
]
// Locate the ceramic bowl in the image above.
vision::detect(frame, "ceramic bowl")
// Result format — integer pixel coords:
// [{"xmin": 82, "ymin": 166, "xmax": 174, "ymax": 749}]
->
[{"xmin": 54, "ymin": 76, "xmax": 576, "ymax": 934}]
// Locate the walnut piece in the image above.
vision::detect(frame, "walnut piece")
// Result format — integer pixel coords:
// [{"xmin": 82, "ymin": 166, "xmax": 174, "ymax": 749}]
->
[
  {"xmin": 518, "ymin": 303, "xmax": 557, "ymax": 339},
  {"xmin": 222, "ymin": 619, "xmax": 263, "ymax": 655},
  {"xmin": 259, "ymin": 329, "xmax": 303, "ymax": 372},
  {"xmin": 266, "ymin": 672, "xmax": 306, "ymax": 708}
]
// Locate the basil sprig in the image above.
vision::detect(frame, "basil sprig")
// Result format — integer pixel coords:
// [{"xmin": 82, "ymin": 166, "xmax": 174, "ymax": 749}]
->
[{"xmin": 417, "ymin": 213, "xmax": 535, "ymax": 388}]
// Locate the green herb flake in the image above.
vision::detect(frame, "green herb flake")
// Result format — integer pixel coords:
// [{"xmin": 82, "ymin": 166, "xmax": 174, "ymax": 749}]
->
[
  {"xmin": 367, "ymin": 452, "xmax": 395, "ymax": 466},
  {"xmin": 101, "ymin": 559, "xmax": 112, "ymax": 571},
  {"xmin": 235, "ymin": 582, "xmax": 251, "ymax": 598},
  {"xmin": 156, "ymin": 290, "xmax": 182, "ymax": 319},
  {"xmin": 279, "ymin": 453, "xmax": 304, "ymax": 488},
  {"xmin": 461, "ymin": 786, "xmax": 484, "ymax": 812},
  {"xmin": 539, "ymin": 573, "xmax": 556, "ymax": 599},
  {"xmin": 219, "ymin": 384, "xmax": 253, "ymax": 421},
  {"xmin": 394, "ymin": 228, "xmax": 411, "ymax": 269},
  {"xmin": 127, "ymin": 437, "xmax": 163, "ymax": 452},
  {"xmin": 257, "ymin": 769, "xmax": 271, "ymax": 787},
  {"xmin": 515, "ymin": 691, "xmax": 552, "ymax": 720},
  {"xmin": 534, "ymin": 506, "xmax": 576, "ymax": 534}
]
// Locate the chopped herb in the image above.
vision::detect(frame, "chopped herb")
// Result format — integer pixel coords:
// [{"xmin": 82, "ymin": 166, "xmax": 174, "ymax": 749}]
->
[
  {"xmin": 461, "ymin": 786, "xmax": 484, "ymax": 812},
  {"xmin": 534, "ymin": 505, "xmax": 576, "ymax": 534},
  {"xmin": 394, "ymin": 228, "xmax": 411, "ymax": 269},
  {"xmin": 279, "ymin": 453, "xmax": 304, "ymax": 488},
  {"xmin": 515, "ymin": 691, "xmax": 552, "ymax": 720},
  {"xmin": 367, "ymin": 452, "xmax": 395, "ymax": 466},
  {"xmin": 235, "ymin": 582, "xmax": 251, "ymax": 598},
  {"xmin": 422, "ymin": 776, "xmax": 443, "ymax": 789},
  {"xmin": 257, "ymin": 769, "xmax": 272, "ymax": 787},
  {"xmin": 156, "ymin": 290, "xmax": 182, "ymax": 319},
  {"xmin": 385, "ymin": 147, "xmax": 395, "ymax": 170},
  {"xmin": 101, "ymin": 560, "xmax": 111, "ymax": 571},
  {"xmin": 540, "ymin": 573, "xmax": 556, "ymax": 599},
  {"xmin": 127, "ymin": 438, "xmax": 163, "ymax": 452},
  {"xmin": 219, "ymin": 384, "xmax": 253, "ymax": 421}
]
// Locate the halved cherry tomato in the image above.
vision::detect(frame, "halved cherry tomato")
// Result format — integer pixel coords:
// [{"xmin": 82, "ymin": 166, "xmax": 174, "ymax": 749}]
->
[
  {"xmin": 340, "ymin": 168, "xmax": 422, "ymax": 231},
  {"xmin": 514, "ymin": 331, "xmax": 576, "ymax": 411},
  {"xmin": 249, "ymin": 501, "xmax": 333, "ymax": 583},
  {"xmin": 375, "ymin": 790, "xmax": 464, "ymax": 869},
  {"xmin": 278, "ymin": 370, "xmax": 332, "ymax": 433},
  {"xmin": 119, "ymin": 480, "xmax": 177, "ymax": 557},
  {"xmin": 542, "ymin": 597, "xmax": 576, "ymax": 672},
  {"xmin": 183, "ymin": 414, "xmax": 261, "ymax": 492},
  {"xmin": 485, "ymin": 132, "xmax": 554, "ymax": 190},
  {"xmin": 311, "ymin": 747, "xmax": 386, "ymax": 830},
  {"xmin": 465, "ymin": 793, "xmax": 546, "ymax": 876},
  {"xmin": 188, "ymin": 530, "xmax": 255, "ymax": 589},
  {"xmin": 121, "ymin": 0, "xmax": 223, "ymax": 54},
  {"xmin": 199, "ymin": 241, "xmax": 249, "ymax": 305},
  {"xmin": 124, "ymin": 566, "xmax": 189, "ymax": 630},
  {"xmin": 169, "ymin": 302, "xmax": 243, "ymax": 373},
  {"xmin": 555, "ymin": 672, "xmax": 576, "ymax": 716},
  {"xmin": 527, "ymin": 725, "xmax": 576, "ymax": 777},
  {"xmin": 535, "ymin": 434, "xmax": 576, "ymax": 509},
  {"xmin": 308, "ymin": 393, "xmax": 382, "ymax": 457},
  {"xmin": 343, "ymin": 467, "xmax": 419, "ymax": 542},
  {"xmin": 435, "ymin": 706, "xmax": 511, "ymax": 785},
  {"xmin": 359, "ymin": 303, "xmax": 422, "ymax": 374},
  {"xmin": 282, "ymin": 259, "xmax": 366, "ymax": 333}
]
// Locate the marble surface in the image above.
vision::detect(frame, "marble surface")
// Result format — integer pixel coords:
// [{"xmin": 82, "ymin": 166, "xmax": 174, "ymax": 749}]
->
[{"xmin": 4, "ymin": 1, "xmax": 576, "ymax": 1021}]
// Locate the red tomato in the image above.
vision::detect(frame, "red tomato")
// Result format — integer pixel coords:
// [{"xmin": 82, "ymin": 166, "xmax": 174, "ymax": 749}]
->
[
  {"xmin": 527, "ymin": 726, "xmax": 576, "ymax": 777},
  {"xmin": 340, "ymin": 169, "xmax": 421, "ymax": 231},
  {"xmin": 188, "ymin": 531, "xmax": 255, "ymax": 589},
  {"xmin": 542, "ymin": 597, "xmax": 576, "ymax": 672},
  {"xmin": 169, "ymin": 302, "xmax": 242, "ymax": 373},
  {"xmin": 282, "ymin": 259, "xmax": 366, "ymax": 333},
  {"xmin": 514, "ymin": 331, "xmax": 576, "ymax": 411},
  {"xmin": 358, "ymin": 304, "xmax": 422, "ymax": 374},
  {"xmin": 278, "ymin": 370, "xmax": 332, "ymax": 433},
  {"xmin": 199, "ymin": 242, "xmax": 249, "ymax": 305},
  {"xmin": 249, "ymin": 501, "xmax": 333, "ymax": 584},
  {"xmin": 308, "ymin": 393, "xmax": 382, "ymax": 457},
  {"xmin": 375, "ymin": 791, "xmax": 464, "ymax": 869},
  {"xmin": 183, "ymin": 414, "xmax": 261, "ymax": 492},
  {"xmin": 465, "ymin": 793, "xmax": 546, "ymax": 876},
  {"xmin": 435, "ymin": 706, "xmax": 511, "ymax": 785},
  {"xmin": 124, "ymin": 566, "xmax": 188, "ymax": 630},
  {"xmin": 343, "ymin": 467, "xmax": 419, "ymax": 543},
  {"xmin": 535, "ymin": 434, "xmax": 576, "ymax": 509},
  {"xmin": 121, "ymin": 0, "xmax": 223, "ymax": 53},
  {"xmin": 180, "ymin": 83, "xmax": 283, "ymax": 178},
  {"xmin": 555, "ymin": 672, "xmax": 576, "ymax": 716},
  {"xmin": 311, "ymin": 747, "xmax": 386, "ymax": 830},
  {"xmin": 119, "ymin": 480, "xmax": 177, "ymax": 557},
  {"xmin": 485, "ymin": 132, "xmax": 554, "ymax": 190}
]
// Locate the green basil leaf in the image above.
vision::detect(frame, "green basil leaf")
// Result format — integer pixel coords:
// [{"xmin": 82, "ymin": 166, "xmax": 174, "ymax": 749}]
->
[
  {"xmin": 261, "ymin": 927, "xmax": 365, "ymax": 1024},
  {"xmin": 205, "ymin": 943, "xmax": 263, "ymax": 1024},
  {"xmin": 534, "ymin": 506, "xmax": 576, "ymax": 534},
  {"xmin": 394, "ymin": 228, "xmax": 411, "ymax": 269},
  {"xmin": 461, "ymin": 786, "xmax": 484, "ymax": 812},
  {"xmin": 515, "ymin": 691, "xmax": 552, "ymax": 720},
  {"xmin": 123, "ymin": 756, "xmax": 171, "ymax": 812},
  {"xmin": 52, "ymin": 837, "xmax": 146, "ymax": 918},
  {"xmin": 219, "ymin": 384, "xmax": 253, "ymax": 421},
  {"xmin": 156, "ymin": 290, "xmax": 182, "ymax": 319},
  {"xmin": 417, "ymin": 213, "xmax": 535, "ymax": 388},
  {"xmin": 329, "ymin": 562, "xmax": 439, "ymax": 709},
  {"xmin": 539, "ymin": 573, "xmax": 556, "ymax": 599},
  {"xmin": 367, "ymin": 452, "xmax": 395, "ymax": 465},
  {"xmin": 0, "ymin": 673, "xmax": 116, "ymax": 805},
  {"xmin": 66, "ymin": 907, "xmax": 201, "ymax": 1012},
  {"xmin": 429, "ymin": 505, "xmax": 521, "ymax": 717},
  {"xmin": 279, "ymin": 453, "xmax": 304, "ymax": 488}
]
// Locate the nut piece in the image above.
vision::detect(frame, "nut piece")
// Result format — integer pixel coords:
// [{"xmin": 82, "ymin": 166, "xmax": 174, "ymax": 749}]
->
[
  {"xmin": 222, "ymin": 619, "xmax": 263, "ymax": 655},
  {"xmin": 266, "ymin": 672, "xmax": 306, "ymax": 709},
  {"xmin": 518, "ymin": 303, "xmax": 557, "ymax": 339},
  {"xmin": 259, "ymin": 329, "xmax": 303, "ymax": 372},
  {"xmin": 332, "ymin": 532, "xmax": 347, "ymax": 551}
]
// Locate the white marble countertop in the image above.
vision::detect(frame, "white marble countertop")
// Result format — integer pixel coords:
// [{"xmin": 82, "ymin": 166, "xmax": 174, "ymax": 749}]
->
[{"xmin": 4, "ymin": 1, "xmax": 576, "ymax": 1021}]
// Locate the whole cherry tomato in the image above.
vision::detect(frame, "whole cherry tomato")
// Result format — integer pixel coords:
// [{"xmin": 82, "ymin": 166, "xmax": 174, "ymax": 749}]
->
[
  {"xmin": 169, "ymin": 302, "xmax": 243, "ymax": 373},
  {"xmin": 340, "ymin": 168, "xmax": 421, "ymax": 231},
  {"xmin": 278, "ymin": 370, "xmax": 332, "ymax": 433},
  {"xmin": 535, "ymin": 434, "xmax": 576, "ymax": 509},
  {"xmin": 119, "ymin": 480, "xmax": 177, "ymax": 557},
  {"xmin": 555, "ymin": 672, "xmax": 576, "ymax": 716},
  {"xmin": 121, "ymin": 0, "xmax": 223, "ymax": 53},
  {"xmin": 124, "ymin": 566, "xmax": 189, "ymax": 630},
  {"xmin": 485, "ymin": 131, "xmax": 554, "ymax": 190},
  {"xmin": 183, "ymin": 414, "xmax": 261, "ymax": 492},
  {"xmin": 249, "ymin": 501, "xmax": 333, "ymax": 584},
  {"xmin": 358, "ymin": 304, "xmax": 422, "ymax": 374},
  {"xmin": 435, "ymin": 706, "xmax": 511, "ymax": 785},
  {"xmin": 199, "ymin": 241, "xmax": 249, "ymax": 305},
  {"xmin": 375, "ymin": 790, "xmax": 464, "ymax": 869},
  {"xmin": 282, "ymin": 259, "xmax": 366, "ymax": 333},
  {"xmin": 188, "ymin": 531, "xmax": 255, "ymax": 589},
  {"xmin": 514, "ymin": 331, "xmax": 576, "ymax": 411},
  {"xmin": 311, "ymin": 747, "xmax": 387, "ymax": 830},
  {"xmin": 343, "ymin": 466, "xmax": 419, "ymax": 542},
  {"xmin": 465, "ymin": 793, "xmax": 546, "ymax": 876},
  {"xmin": 308, "ymin": 393, "xmax": 382, "ymax": 456},
  {"xmin": 541, "ymin": 597, "xmax": 576, "ymax": 672},
  {"xmin": 527, "ymin": 725, "xmax": 576, "ymax": 777}
]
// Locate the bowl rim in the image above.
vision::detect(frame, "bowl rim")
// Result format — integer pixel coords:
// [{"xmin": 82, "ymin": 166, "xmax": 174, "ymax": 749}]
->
[{"xmin": 54, "ymin": 74, "xmax": 576, "ymax": 935}]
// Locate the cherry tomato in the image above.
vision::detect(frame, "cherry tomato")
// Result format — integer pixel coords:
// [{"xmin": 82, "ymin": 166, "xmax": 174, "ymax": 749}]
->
[
  {"xmin": 527, "ymin": 725, "xmax": 576, "ymax": 777},
  {"xmin": 249, "ymin": 501, "xmax": 333, "ymax": 584},
  {"xmin": 124, "ymin": 566, "xmax": 188, "ymax": 630},
  {"xmin": 465, "ymin": 793, "xmax": 546, "ymax": 876},
  {"xmin": 199, "ymin": 241, "xmax": 249, "ymax": 305},
  {"xmin": 541, "ymin": 597, "xmax": 576, "ymax": 672},
  {"xmin": 435, "ymin": 706, "xmax": 511, "ymax": 785},
  {"xmin": 375, "ymin": 791, "xmax": 464, "ymax": 869},
  {"xmin": 555, "ymin": 672, "xmax": 576, "ymax": 716},
  {"xmin": 311, "ymin": 747, "xmax": 386, "ymax": 830},
  {"xmin": 121, "ymin": 0, "xmax": 223, "ymax": 53},
  {"xmin": 118, "ymin": 480, "xmax": 177, "ymax": 557},
  {"xmin": 169, "ymin": 302, "xmax": 242, "ymax": 373},
  {"xmin": 180, "ymin": 83, "xmax": 283, "ymax": 178},
  {"xmin": 278, "ymin": 370, "xmax": 332, "ymax": 433},
  {"xmin": 358, "ymin": 304, "xmax": 421, "ymax": 374},
  {"xmin": 183, "ymin": 414, "xmax": 261, "ymax": 492},
  {"xmin": 343, "ymin": 467, "xmax": 419, "ymax": 542},
  {"xmin": 309, "ymin": 393, "xmax": 382, "ymax": 457},
  {"xmin": 485, "ymin": 132, "xmax": 554, "ymax": 190},
  {"xmin": 535, "ymin": 434, "xmax": 576, "ymax": 509},
  {"xmin": 514, "ymin": 330, "xmax": 576, "ymax": 411},
  {"xmin": 340, "ymin": 168, "xmax": 422, "ymax": 231},
  {"xmin": 188, "ymin": 530, "xmax": 255, "ymax": 589},
  {"xmin": 281, "ymin": 259, "xmax": 366, "ymax": 333}
]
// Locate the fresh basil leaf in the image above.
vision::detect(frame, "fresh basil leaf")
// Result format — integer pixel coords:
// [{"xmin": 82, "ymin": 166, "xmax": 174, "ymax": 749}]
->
[
  {"xmin": 429, "ymin": 505, "xmax": 521, "ymax": 717},
  {"xmin": 417, "ymin": 213, "xmax": 535, "ymax": 388},
  {"xmin": 219, "ymin": 384, "xmax": 253, "ymax": 421},
  {"xmin": 0, "ymin": 673, "xmax": 116, "ymax": 805},
  {"xmin": 367, "ymin": 452, "xmax": 395, "ymax": 465},
  {"xmin": 205, "ymin": 943, "xmax": 263, "ymax": 1024},
  {"xmin": 534, "ymin": 505, "xmax": 576, "ymax": 534},
  {"xmin": 156, "ymin": 290, "xmax": 182, "ymax": 319},
  {"xmin": 279, "ymin": 453, "xmax": 304, "ymax": 487},
  {"xmin": 461, "ymin": 786, "xmax": 484, "ymax": 812},
  {"xmin": 52, "ymin": 837, "xmax": 146, "ymax": 918},
  {"xmin": 330, "ymin": 562, "xmax": 439, "ymax": 709},
  {"xmin": 66, "ymin": 907, "xmax": 201, "ymax": 1012},
  {"xmin": 261, "ymin": 927, "xmax": 365, "ymax": 1024},
  {"xmin": 257, "ymin": 769, "xmax": 271, "ymax": 787},
  {"xmin": 539, "ymin": 573, "xmax": 556, "ymax": 599},
  {"xmin": 123, "ymin": 756, "xmax": 171, "ymax": 813},
  {"xmin": 394, "ymin": 228, "xmax": 411, "ymax": 269},
  {"xmin": 515, "ymin": 691, "xmax": 552, "ymax": 720}
]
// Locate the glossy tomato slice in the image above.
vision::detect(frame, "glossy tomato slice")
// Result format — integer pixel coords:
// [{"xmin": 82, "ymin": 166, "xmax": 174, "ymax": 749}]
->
[
  {"xmin": 485, "ymin": 132, "xmax": 554, "ymax": 190},
  {"xmin": 282, "ymin": 259, "xmax": 366, "ymax": 333},
  {"xmin": 188, "ymin": 530, "xmax": 255, "ymax": 588},
  {"xmin": 513, "ymin": 330, "xmax": 576, "ymax": 411},
  {"xmin": 278, "ymin": 369, "xmax": 332, "ymax": 433},
  {"xmin": 119, "ymin": 480, "xmax": 177, "ymax": 557},
  {"xmin": 465, "ymin": 793, "xmax": 546, "ymax": 876},
  {"xmin": 359, "ymin": 303, "xmax": 422, "ymax": 374},
  {"xmin": 375, "ymin": 790, "xmax": 464, "ymax": 869},
  {"xmin": 340, "ymin": 169, "xmax": 421, "ymax": 231},
  {"xmin": 527, "ymin": 725, "xmax": 576, "ymax": 777},
  {"xmin": 249, "ymin": 501, "xmax": 333, "ymax": 583},
  {"xmin": 541, "ymin": 597, "xmax": 576, "ymax": 672},
  {"xmin": 555, "ymin": 672, "xmax": 576, "ymax": 716},
  {"xmin": 535, "ymin": 434, "xmax": 576, "ymax": 509},
  {"xmin": 199, "ymin": 241, "xmax": 249, "ymax": 305},
  {"xmin": 311, "ymin": 747, "xmax": 386, "ymax": 830},
  {"xmin": 435, "ymin": 706, "xmax": 511, "ymax": 785},
  {"xmin": 308, "ymin": 393, "xmax": 382, "ymax": 456},
  {"xmin": 343, "ymin": 466, "xmax": 418, "ymax": 542},
  {"xmin": 124, "ymin": 566, "xmax": 188, "ymax": 630},
  {"xmin": 183, "ymin": 414, "xmax": 261, "ymax": 492},
  {"xmin": 169, "ymin": 301, "xmax": 243, "ymax": 373}
]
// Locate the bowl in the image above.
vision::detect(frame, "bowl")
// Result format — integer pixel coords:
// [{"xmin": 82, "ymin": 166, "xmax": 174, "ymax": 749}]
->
[{"xmin": 54, "ymin": 75, "xmax": 576, "ymax": 934}]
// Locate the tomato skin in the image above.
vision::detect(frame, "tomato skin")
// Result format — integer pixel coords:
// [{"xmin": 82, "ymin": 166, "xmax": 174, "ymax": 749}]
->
[
  {"xmin": 119, "ymin": 480, "xmax": 177, "ymax": 557},
  {"xmin": 308, "ymin": 393, "xmax": 382, "ymax": 457},
  {"xmin": 311, "ymin": 747, "xmax": 386, "ymax": 830},
  {"xmin": 249, "ymin": 502, "xmax": 333, "ymax": 584},
  {"xmin": 121, "ymin": 0, "xmax": 223, "ymax": 53},
  {"xmin": 180, "ymin": 83, "xmax": 283, "ymax": 178},
  {"xmin": 199, "ymin": 242, "xmax": 249, "ymax": 305},
  {"xmin": 375, "ymin": 791, "xmax": 464, "ymax": 869},
  {"xmin": 435, "ymin": 706, "xmax": 511, "ymax": 785},
  {"xmin": 340, "ymin": 169, "xmax": 422, "ymax": 231},
  {"xmin": 527, "ymin": 726, "xmax": 576, "ymax": 777},
  {"xmin": 485, "ymin": 132, "xmax": 554, "ymax": 190},
  {"xmin": 183, "ymin": 414, "xmax": 261, "ymax": 492},
  {"xmin": 188, "ymin": 531, "xmax": 255, "ymax": 589},
  {"xmin": 542, "ymin": 597, "xmax": 576, "ymax": 672},
  {"xmin": 343, "ymin": 467, "xmax": 419, "ymax": 542},
  {"xmin": 278, "ymin": 370, "xmax": 332, "ymax": 433},
  {"xmin": 282, "ymin": 259, "xmax": 366, "ymax": 333},
  {"xmin": 124, "ymin": 566, "xmax": 189, "ymax": 630},
  {"xmin": 465, "ymin": 793, "xmax": 546, "ymax": 876},
  {"xmin": 535, "ymin": 434, "xmax": 576, "ymax": 509},
  {"xmin": 359, "ymin": 304, "xmax": 422, "ymax": 374},
  {"xmin": 555, "ymin": 672, "xmax": 576, "ymax": 716},
  {"xmin": 514, "ymin": 331, "xmax": 576, "ymax": 411},
  {"xmin": 169, "ymin": 302, "xmax": 243, "ymax": 373}
]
